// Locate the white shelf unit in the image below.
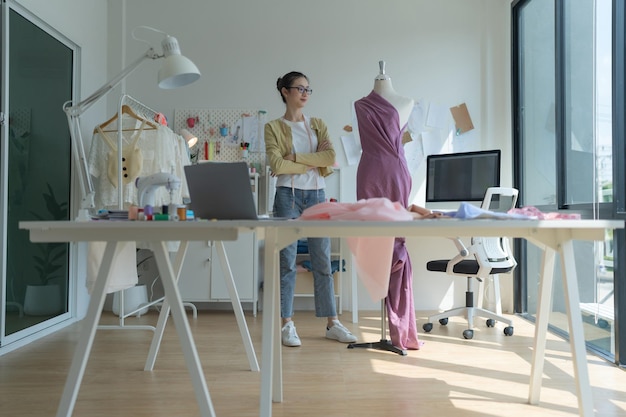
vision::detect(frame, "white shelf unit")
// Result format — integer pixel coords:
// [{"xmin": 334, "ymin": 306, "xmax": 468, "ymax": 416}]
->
[
  {"xmin": 177, "ymin": 173, "xmax": 259, "ymax": 314},
  {"xmin": 293, "ymin": 238, "xmax": 344, "ymax": 314}
]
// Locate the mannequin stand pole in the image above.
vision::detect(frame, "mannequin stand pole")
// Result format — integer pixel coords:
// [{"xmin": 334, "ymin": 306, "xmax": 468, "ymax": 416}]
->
[{"xmin": 347, "ymin": 298, "xmax": 407, "ymax": 356}]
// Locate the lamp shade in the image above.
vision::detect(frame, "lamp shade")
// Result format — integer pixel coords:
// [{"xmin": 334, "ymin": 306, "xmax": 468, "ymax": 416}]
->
[
  {"xmin": 158, "ymin": 35, "xmax": 201, "ymax": 89},
  {"xmin": 180, "ymin": 129, "xmax": 198, "ymax": 148}
]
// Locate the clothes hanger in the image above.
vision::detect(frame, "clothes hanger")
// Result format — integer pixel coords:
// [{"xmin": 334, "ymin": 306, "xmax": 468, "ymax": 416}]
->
[{"xmin": 95, "ymin": 104, "xmax": 159, "ymax": 133}]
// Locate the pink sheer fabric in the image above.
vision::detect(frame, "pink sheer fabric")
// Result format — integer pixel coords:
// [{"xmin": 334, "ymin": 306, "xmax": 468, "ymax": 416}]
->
[
  {"xmin": 508, "ymin": 206, "xmax": 582, "ymax": 220},
  {"xmin": 299, "ymin": 198, "xmax": 421, "ymax": 349}
]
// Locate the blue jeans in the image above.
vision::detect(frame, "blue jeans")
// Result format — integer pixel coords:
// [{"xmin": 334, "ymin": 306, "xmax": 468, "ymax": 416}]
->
[{"xmin": 274, "ymin": 187, "xmax": 336, "ymax": 319}]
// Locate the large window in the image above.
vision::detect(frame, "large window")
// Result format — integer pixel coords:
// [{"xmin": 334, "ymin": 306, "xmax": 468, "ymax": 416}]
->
[{"xmin": 513, "ymin": 0, "xmax": 618, "ymax": 363}]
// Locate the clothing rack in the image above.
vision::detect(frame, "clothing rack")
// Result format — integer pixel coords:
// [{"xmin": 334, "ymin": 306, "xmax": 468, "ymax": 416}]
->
[
  {"xmin": 112, "ymin": 94, "xmax": 159, "ymax": 210},
  {"xmin": 98, "ymin": 94, "xmax": 197, "ymax": 331}
]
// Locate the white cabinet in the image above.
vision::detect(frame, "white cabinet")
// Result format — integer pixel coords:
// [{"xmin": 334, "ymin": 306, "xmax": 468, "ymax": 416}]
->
[
  {"xmin": 177, "ymin": 172, "xmax": 260, "ymax": 314},
  {"xmin": 178, "ymin": 233, "xmax": 258, "ymax": 314}
]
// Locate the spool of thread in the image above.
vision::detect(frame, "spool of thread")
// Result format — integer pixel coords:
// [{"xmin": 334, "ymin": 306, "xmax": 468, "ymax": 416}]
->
[
  {"xmin": 154, "ymin": 213, "xmax": 169, "ymax": 221},
  {"xmin": 208, "ymin": 141, "xmax": 215, "ymax": 160},
  {"xmin": 144, "ymin": 205, "xmax": 153, "ymax": 221},
  {"xmin": 177, "ymin": 206, "xmax": 187, "ymax": 221},
  {"xmin": 128, "ymin": 205, "xmax": 138, "ymax": 220}
]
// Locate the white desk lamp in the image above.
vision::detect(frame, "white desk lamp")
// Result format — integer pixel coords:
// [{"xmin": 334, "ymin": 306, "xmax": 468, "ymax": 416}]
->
[
  {"xmin": 180, "ymin": 128, "xmax": 199, "ymax": 163},
  {"xmin": 180, "ymin": 128, "xmax": 198, "ymax": 148},
  {"xmin": 63, "ymin": 26, "xmax": 201, "ymax": 217}
]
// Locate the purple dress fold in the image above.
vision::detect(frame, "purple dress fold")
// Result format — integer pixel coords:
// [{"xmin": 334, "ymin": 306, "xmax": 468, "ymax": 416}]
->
[{"xmin": 355, "ymin": 91, "xmax": 420, "ymax": 350}]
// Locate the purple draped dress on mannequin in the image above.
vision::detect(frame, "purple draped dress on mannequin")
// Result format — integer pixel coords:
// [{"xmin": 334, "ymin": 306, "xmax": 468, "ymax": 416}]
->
[{"xmin": 354, "ymin": 91, "xmax": 420, "ymax": 350}]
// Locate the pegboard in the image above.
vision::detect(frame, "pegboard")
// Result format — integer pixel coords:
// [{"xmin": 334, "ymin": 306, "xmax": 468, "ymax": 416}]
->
[{"xmin": 174, "ymin": 108, "xmax": 268, "ymax": 173}]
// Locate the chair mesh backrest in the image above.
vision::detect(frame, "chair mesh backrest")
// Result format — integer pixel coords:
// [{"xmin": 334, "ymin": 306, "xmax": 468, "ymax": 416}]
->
[
  {"xmin": 481, "ymin": 187, "xmax": 519, "ymax": 213},
  {"xmin": 474, "ymin": 187, "xmax": 519, "ymax": 270}
]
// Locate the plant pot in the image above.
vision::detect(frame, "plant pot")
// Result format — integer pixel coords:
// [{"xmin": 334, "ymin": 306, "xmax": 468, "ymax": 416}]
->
[
  {"xmin": 112, "ymin": 285, "xmax": 149, "ymax": 317},
  {"xmin": 23, "ymin": 284, "xmax": 63, "ymax": 316}
]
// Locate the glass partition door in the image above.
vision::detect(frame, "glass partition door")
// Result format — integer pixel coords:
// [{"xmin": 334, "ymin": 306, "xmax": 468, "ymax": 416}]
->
[{"xmin": 1, "ymin": 4, "xmax": 73, "ymax": 347}]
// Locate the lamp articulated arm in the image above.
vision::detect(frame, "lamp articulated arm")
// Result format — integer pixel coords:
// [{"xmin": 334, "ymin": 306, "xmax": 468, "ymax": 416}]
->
[
  {"xmin": 63, "ymin": 49, "xmax": 160, "ymax": 211},
  {"xmin": 63, "ymin": 27, "xmax": 201, "ymax": 214}
]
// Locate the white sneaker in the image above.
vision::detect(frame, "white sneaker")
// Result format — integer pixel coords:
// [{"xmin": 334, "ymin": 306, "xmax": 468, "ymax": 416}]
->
[
  {"xmin": 281, "ymin": 321, "xmax": 301, "ymax": 347},
  {"xmin": 326, "ymin": 320, "xmax": 357, "ymax": 343}
]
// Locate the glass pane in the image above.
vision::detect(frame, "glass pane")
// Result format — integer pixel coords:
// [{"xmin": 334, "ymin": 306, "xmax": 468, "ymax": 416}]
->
[
  {"xmin": 596, "ymin": 0, "xmax": 613, "ymax": 204},
  {"xmin": 519, "ymin": 0, "xmax": 557, "ymax": 206},
  {"xmin": 525, "ymin": 236, "xmax": 615, "ymax": 357},
  {"xmin": 563, "ymin": 0, "xmax": 600, "ymax": 205},
  {"xmin": 5, "ymin": 9, "xmax": 72, "ymax": 335}
]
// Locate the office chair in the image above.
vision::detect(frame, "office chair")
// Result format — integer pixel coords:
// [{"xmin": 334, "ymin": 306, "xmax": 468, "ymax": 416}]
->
[{"xmin": 422, "ymin": 187, "xmax": 518, "ymax": 339}]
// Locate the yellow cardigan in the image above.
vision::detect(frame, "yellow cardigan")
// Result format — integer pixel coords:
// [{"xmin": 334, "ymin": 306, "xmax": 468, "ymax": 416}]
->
[{"xmin": 264, "ymin": 117, "xmax": 335, "ymax": 178}]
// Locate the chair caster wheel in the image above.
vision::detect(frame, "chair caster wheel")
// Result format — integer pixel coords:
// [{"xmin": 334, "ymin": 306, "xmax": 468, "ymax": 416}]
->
[
  {"xmin": 423, "ymin": 323, "xmax": 433, "ymax": 333},
  {"xmin": 439, "ymin": 318, "xmax": 449, "ymax": 326},
  {"xmin": 504, "ymin": 326, "xmax": 514, "ymax": 336},
  {"xmin": 463, "ymin": 329, "xmax": 474, "ymax": 339},
  {"xmin": 486, "ymin": 319, "xmax": 495, "ymax": 327}
]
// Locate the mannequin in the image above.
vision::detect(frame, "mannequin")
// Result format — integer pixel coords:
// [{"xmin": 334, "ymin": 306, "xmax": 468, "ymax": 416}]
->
[
  {"xmin": 372, "ymin": 61, "xmax": 414, "ymax": 128},
  {"xmin": 352, "ymin": 61, "xmax": 420, "ymax": 353}
]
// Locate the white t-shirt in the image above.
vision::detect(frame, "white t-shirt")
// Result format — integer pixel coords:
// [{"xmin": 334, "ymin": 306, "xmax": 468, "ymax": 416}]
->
[{"xmin": 276, "ymin": 117, "xmax": 325, "ymax": 190}]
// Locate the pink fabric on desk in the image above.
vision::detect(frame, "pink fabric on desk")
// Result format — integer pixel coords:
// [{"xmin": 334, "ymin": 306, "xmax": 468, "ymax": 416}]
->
[
  {"xmin": 299, "ymin": 198, "xmax": 412, "ymax": 301},
  {"xmin": 508, "ymin": 206, "xmax": 582, "ymax": 220}
]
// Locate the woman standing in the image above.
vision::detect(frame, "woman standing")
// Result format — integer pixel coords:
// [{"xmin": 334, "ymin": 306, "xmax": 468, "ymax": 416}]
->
[{"xmin": 265, "ymin": 71, "xmax": 357, "ymax": 347}]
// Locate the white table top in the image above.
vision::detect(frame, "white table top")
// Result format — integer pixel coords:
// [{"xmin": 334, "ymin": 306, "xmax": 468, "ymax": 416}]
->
[{"xmin": 21, "ymin": 219, "xmax": 623, "ymax": 257}]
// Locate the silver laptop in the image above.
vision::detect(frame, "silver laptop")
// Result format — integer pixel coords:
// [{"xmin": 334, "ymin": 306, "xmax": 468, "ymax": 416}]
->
[{"xmin": 184, "ymin": 162, "xmax": 259, "ymax": 220}]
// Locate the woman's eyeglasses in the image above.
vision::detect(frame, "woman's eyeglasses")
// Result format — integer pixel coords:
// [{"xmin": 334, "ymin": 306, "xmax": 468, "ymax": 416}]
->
[{"xmin": 286, "ymin": 86, "xmax": 313, "ymax": 95}]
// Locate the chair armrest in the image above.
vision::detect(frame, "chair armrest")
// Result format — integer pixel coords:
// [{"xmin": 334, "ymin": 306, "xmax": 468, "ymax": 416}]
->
[
  {"xmin": 449, "ymin": 237, "xmax": 469, "ymax": 257},
  {"xmin": 444, "ymin": 238, "xmax": 471, "ymax": 275}
]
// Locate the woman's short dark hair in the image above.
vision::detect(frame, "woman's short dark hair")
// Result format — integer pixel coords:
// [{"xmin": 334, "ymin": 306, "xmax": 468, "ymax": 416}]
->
[{"xmin": 276, "ymin": 71, "xmax": 309, "ymax": 103}]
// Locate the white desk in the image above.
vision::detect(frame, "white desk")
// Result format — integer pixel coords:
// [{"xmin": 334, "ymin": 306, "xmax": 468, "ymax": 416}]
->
[
  {"xmin": 20, "ymin": 220, "xmax": 259, "ymax": 417},
  {"xmin": 257, "ymin": 219, "xmax": 623, "ymax": 417},
  {"xmin": 20, "ymin": 218, "xmax": 623, "ymax": 417}
]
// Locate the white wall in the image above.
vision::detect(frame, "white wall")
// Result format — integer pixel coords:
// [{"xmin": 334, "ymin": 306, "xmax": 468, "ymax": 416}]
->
[{"xmin": 108, "ymin": 0, "xmax": 514, "ymax": 313}]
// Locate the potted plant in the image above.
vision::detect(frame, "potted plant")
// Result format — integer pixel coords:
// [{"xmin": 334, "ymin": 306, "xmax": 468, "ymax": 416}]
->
[{"xmin": 23, "ymin": 183, "xmax": 68, "ymax": 316}]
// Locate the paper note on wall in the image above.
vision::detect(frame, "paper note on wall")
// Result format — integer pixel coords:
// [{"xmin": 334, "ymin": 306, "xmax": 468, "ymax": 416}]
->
[
  {"xmin": 426, "ymin": 102, "xmax": 449, "ymax": 130},
  {"xmin": 341, "ymin": 134, "xmax": 362, "ymax": 166},
  {"xmin": 450, "ymin": 103, "xmax": 474, "ymax": 135},
  {"xmin": 408, "ymin": 101, "xmax": 427, "ymax": 134}
]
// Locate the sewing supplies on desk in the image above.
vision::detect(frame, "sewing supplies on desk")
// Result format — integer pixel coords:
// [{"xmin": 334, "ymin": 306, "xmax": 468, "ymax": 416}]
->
[{"xmin": 94, "ymin": 204, "xmax": 195, "ymax": 222}]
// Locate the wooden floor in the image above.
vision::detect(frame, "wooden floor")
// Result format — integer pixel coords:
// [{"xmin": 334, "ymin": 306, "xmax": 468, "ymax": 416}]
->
[{"xmin": 1, "ymin": 309, "xmax": 626, "ymax": 417}]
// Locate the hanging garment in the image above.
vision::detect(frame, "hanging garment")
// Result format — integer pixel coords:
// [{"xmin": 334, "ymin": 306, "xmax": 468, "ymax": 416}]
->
[
  {"xmin": 88, "ymin": 116, "xmax": 183, "ymax": 210},
  {"xmin": 86, "ymin": 241, "xmax": 138, "ymax": 294},
  {"xmin": 96, "ymin": 121, "xmax": 147, "ymax": 187},
  {"xmin": 354, "ymin": 90, "xmax": 420, "ymax": 350}
]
